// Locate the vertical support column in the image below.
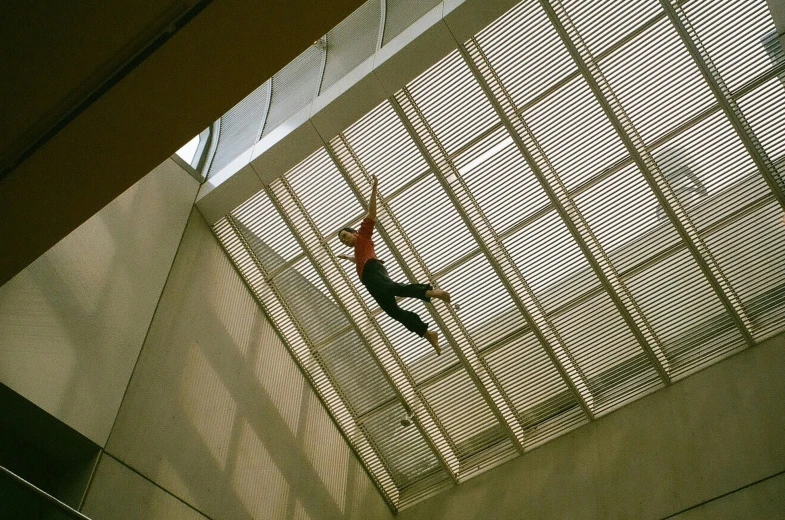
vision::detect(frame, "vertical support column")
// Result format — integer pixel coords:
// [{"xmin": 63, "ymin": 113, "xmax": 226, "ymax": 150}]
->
[
  {"xmin": 659, "ymin": 0, "xmax": 785, "ymax": 210},
  {"xmin": 457, "ymin": 39, "xmax": 672, "ymax": 385},
  {"xmin": 327, "ymin": 137, "xmax": 528, "ymax": 454},
  {"xmin": 263, "ymin": 181, "xmax": 461, "ymax": 484},
  {"xmin": 539, "ymin": 0, "xmax": 756, "ymax": 348}
]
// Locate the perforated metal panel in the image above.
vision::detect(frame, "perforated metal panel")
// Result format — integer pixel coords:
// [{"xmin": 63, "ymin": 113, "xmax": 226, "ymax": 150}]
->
[
  {"xmin": 208, "ymin": 82, "xmax": 269, "ymax": 178},
  {"xmin": 214, "ymin": 0, "xmax": 785, "ymax": 511},
  {"xmin": 382, "ymin": 0, "xmax": 441, "ymax": 46},
  {"xmin": 263, "ymin": 46, "xmax": 324, "ymax": 137},
  {"xmin": 321, "ymin": 0, "xmax": 381, "ymax": 94}
]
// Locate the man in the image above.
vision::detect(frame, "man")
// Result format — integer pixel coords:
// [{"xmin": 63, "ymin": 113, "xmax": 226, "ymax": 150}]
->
[{"xmin": 338, "ymin": 175, "xmax": 450, "ymax": 354}]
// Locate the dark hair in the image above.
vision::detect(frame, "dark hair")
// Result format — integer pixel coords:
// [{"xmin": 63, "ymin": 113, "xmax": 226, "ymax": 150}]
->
[{"xmin": 338, "ymin": 227, "xmax": 356, "ymax": 242}]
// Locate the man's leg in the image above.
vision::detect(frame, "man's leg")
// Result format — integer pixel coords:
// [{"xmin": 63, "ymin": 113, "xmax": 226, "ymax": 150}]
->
[
  {"xmin": 378, "ymin": 298, "xmax": 428, "ymax": 336},
  {"xmin": 376, "ymin": 294, "xmax": 441, "ymax": 354},
  {"xmin": 390, "ymin": 281, "xmax": 451, "ymax": 303}
]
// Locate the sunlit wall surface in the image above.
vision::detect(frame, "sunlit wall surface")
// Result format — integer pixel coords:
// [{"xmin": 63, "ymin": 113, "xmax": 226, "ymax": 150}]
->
[{"xmin": 214, "ymin": 0, "xmax": 785, "ymax": 512}]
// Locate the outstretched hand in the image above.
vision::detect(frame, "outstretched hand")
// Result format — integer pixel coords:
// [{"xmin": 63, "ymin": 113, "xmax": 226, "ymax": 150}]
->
[{"xmin": 367, "ymin": 175, "xmax": 379, "ymax": 221}]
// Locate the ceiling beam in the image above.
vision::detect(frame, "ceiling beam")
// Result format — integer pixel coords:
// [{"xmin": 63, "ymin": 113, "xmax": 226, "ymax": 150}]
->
[{"xmin": 0, "ymin": 0, "xmax": 366, "ymax": 287}]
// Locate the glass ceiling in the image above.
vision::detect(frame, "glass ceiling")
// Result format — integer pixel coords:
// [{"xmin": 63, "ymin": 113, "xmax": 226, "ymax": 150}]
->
[{"xmin": 213, "ymin": 0, "xmax": 785, "ymax": 512}]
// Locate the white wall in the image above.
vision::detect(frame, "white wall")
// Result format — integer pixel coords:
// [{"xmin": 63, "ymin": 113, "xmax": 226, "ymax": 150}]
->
[
  {"xmin": 89, "ymin": 208, "xmax": 393, "ymax": 520},
  {"xmin": 0, "ymin": 158, "xmax": 198, "ymax": 446},
  {"xmin": 396, "ymin": 331, "xmax": 785, "ymax": 520}
]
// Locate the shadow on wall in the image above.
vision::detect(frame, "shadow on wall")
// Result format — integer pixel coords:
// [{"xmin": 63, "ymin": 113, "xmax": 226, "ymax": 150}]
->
[
  {"xmin": 0, "ymin": 163, "xmax": 193, "ymax": 449},
  {"xmin": 29, "ymin": 178, "xmax": 155, "ymax": 433},
  {"xmin": 89, "ymin": 210, "xmax": 389, "ymax": 520}
]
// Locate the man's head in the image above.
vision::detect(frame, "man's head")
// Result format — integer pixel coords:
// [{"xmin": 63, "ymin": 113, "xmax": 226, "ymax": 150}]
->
[{"xmin": 338, "ymin": 227, "xmax": 357, "ymax": 247}]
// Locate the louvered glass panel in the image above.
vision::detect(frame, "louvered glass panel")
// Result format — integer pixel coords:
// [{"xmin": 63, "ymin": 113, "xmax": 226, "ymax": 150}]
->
[
  {"xmin": 682, "ymin": 0, "xmax": 780, "ymax": 91},
  {"xmin": 704, "ymin": 201, "xmax": 785, "ymax": 342},
  {"xmin": 232, "ymin": 190, "xmax": 303, "ymax": 264},
  {"xmin": 625, "ymin": 249, "xmax": 745, "ymax": 379},
  {"xmin": 651, "ymin": 111, "xmax": 765, "ymax": 232},
  {"xmin": 263, "ymin": 46, "xmax": 323, "ymax": 136},
  {"xmin": 395, "ymin": 471, "xmax": 454, "ymax": 511},
  {"xmin": 560, "ymin": 0, "xmax": 662, "ymax": 57},
  {"xmin": 271, "ymin": 259, "xmax": 349, "ymax": 346},
  {"xmin": 213, "ymin": 220, "xmax": 400, "ymax": 505},
  {"xmin": 483, "ymin": 331, "xmax": 587, "ymax": 448},
  {"xmin": 599, "ymin": 17, "xmax": 715, "ymax": 143},
  {"xmin": 388, "ymin": 175, "xmax": 475, "ymax": 273},
  {"xmin": 551, "ymin": 291, "xmax": 661, "ymax": 415},
  {"xmin": 377, "ymin": 299, "xmax": 460, "ymax": 383},
  {"xmin": 286, "ymin": 149, "xmax": 364, "ymax": 237},
  {"xmin": 737, "ymin": 77, "xmax": 785, "ymax": 167},
  {"xmin": 473, "ymin": 1, "xmax": 575, "ymax": 111},
  {"xmin": 421, "ymin": 369, "xmax": 507, "ymax": 461},
  {"xmin": 504, "ymin": 211, "xmax": 600, "ymax": 313},
  {"xmin": 211, "ymin": 0, "xmax": 785, "ymax": 509},
  {"xmin": 452, "ymin": 126, "xmax": 550, "ymax": 235},
  {"xmin": 321, "ymin": 0, "xmax": 380, "ymax": 94},
  {"xmin": 382, "ymin": 0, "xmax": 441, "ymax": 46},
  {"xmin": 523, "ymin": 77, "xmax": 627, "ymax": 190},
  {"xmin": 318, "ymin": 330, "xmax": 395, "ymax": 416},
  {"xmin": 362, "ymin": 402, "xmax": 448, "ymax": 489},
  {"xmin": 575, "ymin": 163, "xmax": 681, "ymax": 274},
  {"xmin": 237, "ymin": 230, "xmax": 289, "ymax": 279},
  {"xmin": 342, "ymin": 101, "xmax": 430, "ymax": 196},
  {"xmin": 436, "ymin": 254, "xmax": 525, "ymax": 350},
  {"xmin": 405, "ymin": 51, "xmax": 499, "ymax": 156}
]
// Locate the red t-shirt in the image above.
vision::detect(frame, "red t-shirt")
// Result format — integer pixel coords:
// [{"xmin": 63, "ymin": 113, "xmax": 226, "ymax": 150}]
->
[{"xmin": 354, "ymin": 216, "xmax": 381, "ymax": 278}]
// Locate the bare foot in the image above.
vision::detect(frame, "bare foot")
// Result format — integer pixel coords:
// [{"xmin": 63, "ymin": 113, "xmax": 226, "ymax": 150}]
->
[
  {"xmin": 427, "ymin": 289, "xmax": 451, "ymax": 303},
  {"xmin": 424, "ymin": 330, "xmax": 441, "ymax": 355}
]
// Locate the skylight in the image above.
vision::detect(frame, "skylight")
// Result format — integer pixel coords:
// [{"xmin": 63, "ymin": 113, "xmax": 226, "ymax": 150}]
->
[
  {"xmin": 212, "ymin": 0, "xmax": 785, "ymax": 512},
  {"xmin": 175, "ymin": 134, "xmax": 200, "ymax": 165}
]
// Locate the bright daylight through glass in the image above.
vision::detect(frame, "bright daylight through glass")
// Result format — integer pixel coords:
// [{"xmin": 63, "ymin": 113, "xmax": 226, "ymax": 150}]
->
[{"xmin": 213, "ymin": 0, "xmax": 785, "ymax": 512}]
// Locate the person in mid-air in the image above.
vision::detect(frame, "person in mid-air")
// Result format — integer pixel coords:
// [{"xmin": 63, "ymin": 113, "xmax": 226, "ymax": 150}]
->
[{"xmin": 337, "ymin": 175, "xmax": 450, "ymax": 354}]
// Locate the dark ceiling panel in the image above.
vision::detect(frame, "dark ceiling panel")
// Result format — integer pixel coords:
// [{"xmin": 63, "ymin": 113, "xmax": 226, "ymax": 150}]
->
[{"xmin": 0, "ymin": 0, "xmax": 367, "ymax": 287}]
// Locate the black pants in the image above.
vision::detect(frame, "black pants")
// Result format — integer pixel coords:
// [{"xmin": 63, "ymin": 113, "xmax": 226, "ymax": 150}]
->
[{"xmin": 361, "ymin": 260, "xmax": 431, "ymax": 336}]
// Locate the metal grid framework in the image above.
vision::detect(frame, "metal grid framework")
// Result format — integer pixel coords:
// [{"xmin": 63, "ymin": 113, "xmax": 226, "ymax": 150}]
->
[{"xmin": 213, "ymin": 0, "xmax": 785, "ymax": 512}]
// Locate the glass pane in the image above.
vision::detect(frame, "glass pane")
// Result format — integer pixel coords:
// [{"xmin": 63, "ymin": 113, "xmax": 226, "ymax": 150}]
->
[
  {"xmin": 287, "ymin": 149, "xmax": 364, "ymax": 237},
  {"xmin": 625, "ymin": 249, "xmax": 744, "ymax": 377},
  {"xmin": 405, "ymin": 51, "xmax": 499, "ymax": 155},
  {"xmin": 504, "ymin": 211, "xmax": 600, "ymax": 313},
  {"xmin": 561, "ymin": 0, "xmax": 662, "ymax": 57},
  {"xmin": 524, "ymin": 77, "xmax": 627, "ymax": 190},
  {"xmin": 342, "ymin": 101, "xmax": 430, "ymax": 196},
  {"xmin": 474, "ymin": 1, "xmax": 575, "ymax": 110},
  {"xmin": 388, "ymin": 175, "xmax": 476, "ymax": 274},
  {"xmin": 421, "ymin": 369, "xmax": 506, "ymax": 460},
  {"xmin": 437, "ymin": 253, "xmax": 525, "ymax": 349},
  {"xmin": 684, "ymin": 0, "xmax": 780, "ymax": 91},
  {"xmin": 452, "ymin": 126, "xmax": 550, "ymax": 235},
  {"xmin": 600, "ymin": 18, "xmax": 715, "ymax": 143}
]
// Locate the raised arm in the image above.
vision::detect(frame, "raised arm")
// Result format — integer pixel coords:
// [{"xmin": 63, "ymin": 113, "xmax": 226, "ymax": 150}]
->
[{"xmin": 367, "ymin": 175, "xmax": 379, "ymax": 221}]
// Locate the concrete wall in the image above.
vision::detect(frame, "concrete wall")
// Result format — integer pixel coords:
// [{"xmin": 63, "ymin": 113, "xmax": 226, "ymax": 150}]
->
[
  {"xmin": 82, "ymin": 454, "xmax": 210, "ymax": 520},
  {"xmin": 84, "ymin": 208, "xmax": 392, "ymax": 520},
  {"xmin": 0, "ymin": 158, "xmax": 198, "ymax": 446},
  {"xmin": 397, "ymin": 332, "xmax": 785, "ymax": 520},
  {"xmin": 767, "ymin": 0, "xmax": 785, "ymax": 39}
]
